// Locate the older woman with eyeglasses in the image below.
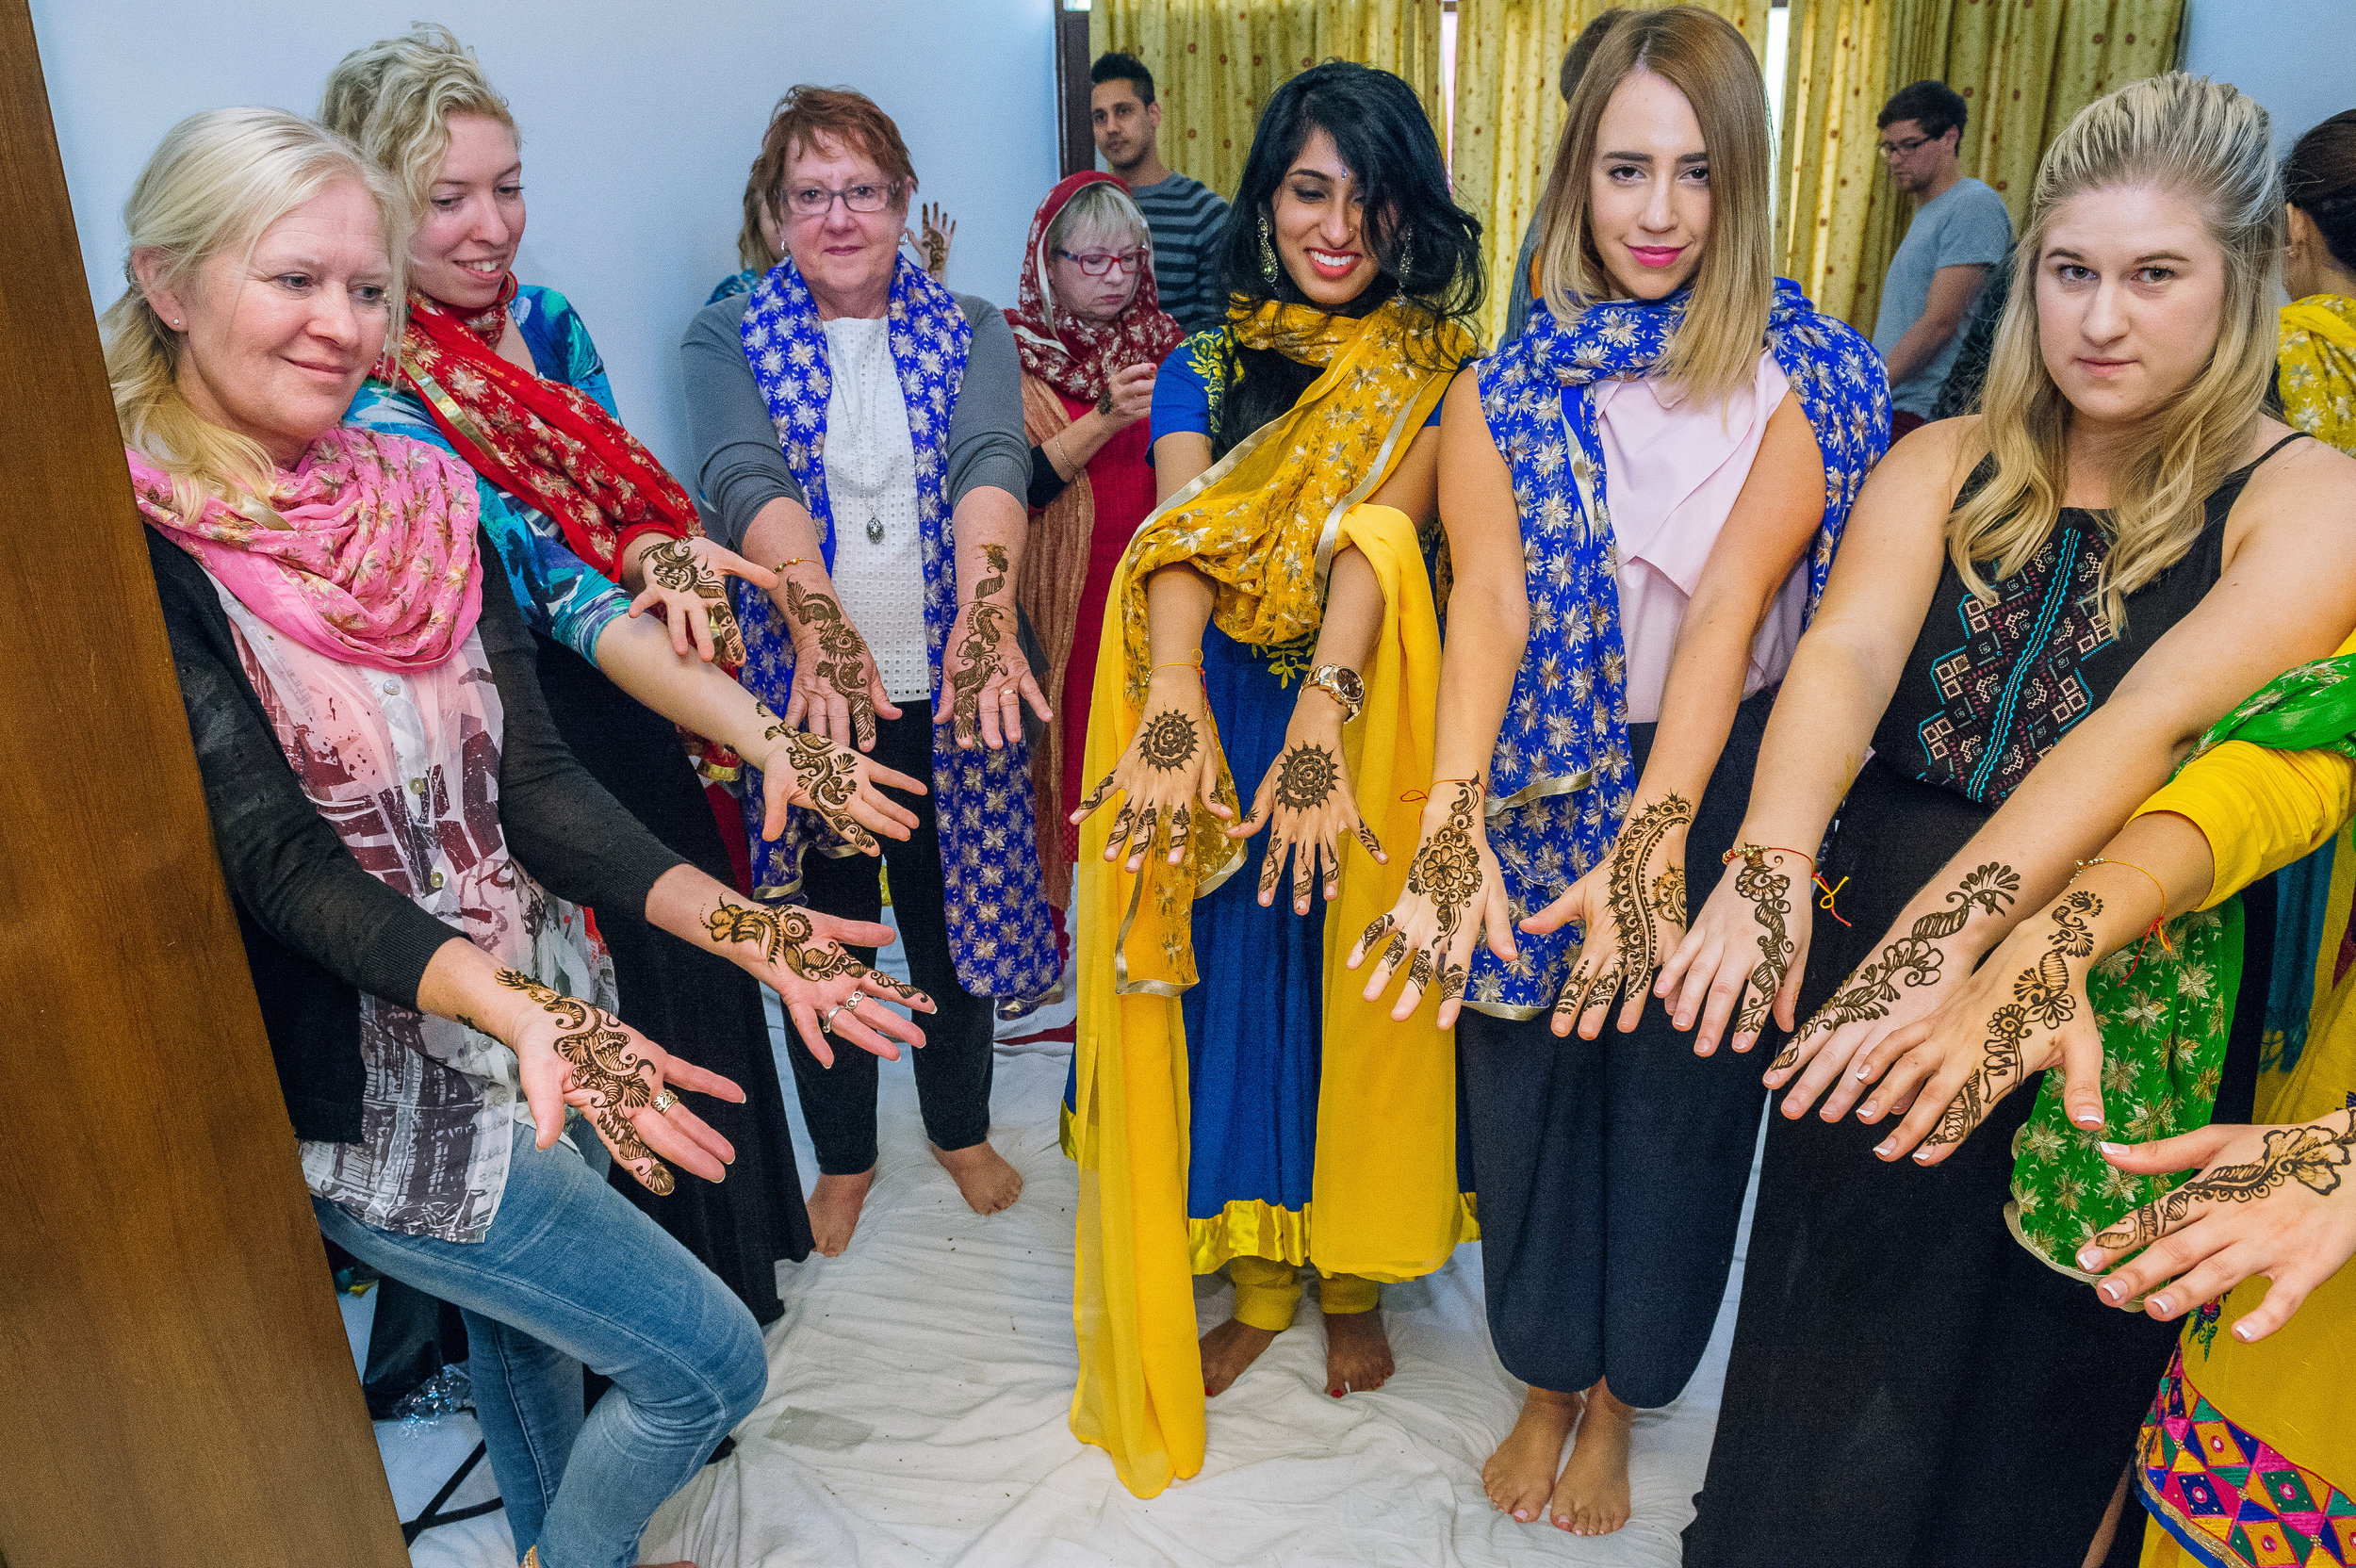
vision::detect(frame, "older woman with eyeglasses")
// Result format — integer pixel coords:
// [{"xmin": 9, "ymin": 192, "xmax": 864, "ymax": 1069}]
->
[
  {"xmin": 1006, "ymin": 173, "xmax": 1183, "ymax": 907},
  {"xmin": 683, "ymin": 86, "xmax": 1055, "ymax": 1256}
]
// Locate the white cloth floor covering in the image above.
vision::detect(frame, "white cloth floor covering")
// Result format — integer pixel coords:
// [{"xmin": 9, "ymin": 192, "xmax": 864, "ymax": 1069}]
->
[{"xmin": 365, "ymin": 914, "xmax": 1747, "ymax": 1567}]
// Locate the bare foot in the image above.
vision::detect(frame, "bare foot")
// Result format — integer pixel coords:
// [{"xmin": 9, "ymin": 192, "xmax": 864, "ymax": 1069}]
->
[
  {"xmin": 932, "ymin": 1140, "xmax": 1023, "ymax": 1215},
  {"xmin": 1199, "ymin": 1317, "xmax": 1281, "ymax": 1396},
  {"xmin": 806, "ymin": 1167, "xmax": 874, "ymax": 1257},
  {"xmin": 1549, "ymin": 1379, "xmax": 1632, "ymax": 1535},
  {"xmin": 1322, "ymin": 1309, "xmax": 1395, "ymax": 1396},
  {"xmin": 1482, "ymin": 1387, "xmax": 1580, "ymax": 1524}
]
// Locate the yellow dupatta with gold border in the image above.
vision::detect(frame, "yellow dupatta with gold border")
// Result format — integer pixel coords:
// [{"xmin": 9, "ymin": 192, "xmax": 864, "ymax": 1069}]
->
[{"xmin": 1067, "ymin": 298, "xmax": 1476, "ymax": 1498}]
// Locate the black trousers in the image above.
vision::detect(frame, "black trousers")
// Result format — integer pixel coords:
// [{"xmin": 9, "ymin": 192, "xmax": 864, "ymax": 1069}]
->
[
  {"xmin": 792, "ymin": 702, "xmax": 995, "ymax": 1175},
  {"xmin": 533, "ymin": 634, "xmax": 810, "ymax": 1323},
  {"xmin": 1456, "ymin": 690, "xmax": 1772, "ymax": 1408}
]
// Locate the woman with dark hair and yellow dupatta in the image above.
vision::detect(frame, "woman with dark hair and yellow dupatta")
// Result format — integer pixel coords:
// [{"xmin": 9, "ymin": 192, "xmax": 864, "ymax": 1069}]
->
[{"xmin": 1063, "ymin": 60, "xmax": 1481, "ymax": 1497}]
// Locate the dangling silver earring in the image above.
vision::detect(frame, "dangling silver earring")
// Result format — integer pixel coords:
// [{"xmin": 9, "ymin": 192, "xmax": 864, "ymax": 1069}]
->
[
  {"xmin": 1258, "ymin": 210, "xmax": 1279, "ymax": 287},
  {"xmin": 1396, "ymin": 226, "xmax": 1415, "ymax": 290}
]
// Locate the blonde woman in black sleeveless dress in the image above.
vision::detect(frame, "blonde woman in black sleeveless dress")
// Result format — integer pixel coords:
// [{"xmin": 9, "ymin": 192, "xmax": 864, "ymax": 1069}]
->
[{"xmin": 1660, "ymin": 75, "xmax": 2356, "ymax": 1566}]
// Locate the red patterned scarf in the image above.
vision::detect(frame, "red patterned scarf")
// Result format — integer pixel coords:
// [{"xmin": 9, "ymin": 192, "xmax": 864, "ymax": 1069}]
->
[
  {"xmin": 1006, "ymin": 172, "xmax": 1184, "ymax": 406},
  {"xmin": 385, "ymin": 274, "xmax": 694, "ymax": 576}
]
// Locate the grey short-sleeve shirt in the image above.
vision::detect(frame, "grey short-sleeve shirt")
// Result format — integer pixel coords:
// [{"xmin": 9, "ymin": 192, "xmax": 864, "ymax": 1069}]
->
[
  {"xmin": 1872, "ymin": 176, "xmax": 2014, "ymax": 416},
  {"xmin": 679, "ymin": 287, "xmax": 1029, "ymax": 553}
]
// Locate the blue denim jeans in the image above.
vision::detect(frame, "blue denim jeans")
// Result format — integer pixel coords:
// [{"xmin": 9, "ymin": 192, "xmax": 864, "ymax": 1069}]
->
[{"xmin": 316, "ymin": 1119, "xmax": 767, "ymax": 1568}]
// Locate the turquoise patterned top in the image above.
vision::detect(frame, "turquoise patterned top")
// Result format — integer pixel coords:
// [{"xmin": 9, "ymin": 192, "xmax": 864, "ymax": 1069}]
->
[{"xmin": 344, "ymin": 284, "xmax": 631, "ymax": 664}]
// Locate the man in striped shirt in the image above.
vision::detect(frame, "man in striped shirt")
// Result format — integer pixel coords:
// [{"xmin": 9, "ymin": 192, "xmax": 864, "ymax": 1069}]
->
[{"xmin": 1090, "ymin": 52, "xmax": 1232, "ymax": 335}]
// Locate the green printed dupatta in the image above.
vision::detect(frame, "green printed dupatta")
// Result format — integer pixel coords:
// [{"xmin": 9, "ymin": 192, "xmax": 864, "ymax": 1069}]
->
[{"xmin": 2007, "ymin": 653, "xmax": 2356, "ymax": 1272}]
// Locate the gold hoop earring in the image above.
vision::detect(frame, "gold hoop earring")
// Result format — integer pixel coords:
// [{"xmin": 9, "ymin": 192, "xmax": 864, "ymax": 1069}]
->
[{"xmin": 1258, "ymin": 210, "xmax": 1279, "ymax": 287}]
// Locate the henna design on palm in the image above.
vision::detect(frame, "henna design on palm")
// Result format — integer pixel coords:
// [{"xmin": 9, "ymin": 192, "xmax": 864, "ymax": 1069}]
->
[
  {"xmin": 1925, "ymin": 890, "xmax": 2101, "ymax": 1151},
  {"xmin": 702, "ymin": 897, "xmax": 929, "ymax": 1006},
  {"xmin": 1775, "ymin": 861, "xmax": 2022, "ymax": 1071},
  {"xmin": 784, "ymin": 581, "xmax": 879, "ymax": 747},
  {"xmin": 774, "ymin": 729, "xmax": 875, "ymax": 851},
  {"xmin": 945, "ymin": 545, "xmax": 1013, "ymax": 747},
  {"xmin": 496, "ymin": 969, "xmax": 672, "ymax": 1194},
  {"xmin": 1729, "ymin": 848, "xmax": 1798, "ymax": 1037},
  {"xmin": 2094, "ymin": 1112, "xmax": 2356, "ymax": 1254},
  {"xmin": 644, "ymin": 539, "xmax": 744, "ymax": 663}
]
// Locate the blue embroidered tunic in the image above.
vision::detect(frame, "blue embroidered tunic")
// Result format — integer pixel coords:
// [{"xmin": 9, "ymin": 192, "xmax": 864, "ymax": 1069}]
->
[{"xmin": 1465, "ymin": 280, "xmax": 1891, "ymax": 1015}]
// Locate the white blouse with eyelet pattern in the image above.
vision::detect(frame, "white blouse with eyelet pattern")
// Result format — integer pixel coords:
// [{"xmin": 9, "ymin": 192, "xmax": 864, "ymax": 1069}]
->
[{"xmin": 821, "ymin": 316, "xmax": 931, "ymax": 705}]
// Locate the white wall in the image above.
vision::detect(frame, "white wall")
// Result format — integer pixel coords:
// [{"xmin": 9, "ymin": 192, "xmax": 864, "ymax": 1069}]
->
[
  {"xmin": 32, "ymin": 0, "xmax": 1059, "ymax": 473},
  {"xmin": 2182, "ymin": 0, "xmax": 2356, "ymax": 156}
]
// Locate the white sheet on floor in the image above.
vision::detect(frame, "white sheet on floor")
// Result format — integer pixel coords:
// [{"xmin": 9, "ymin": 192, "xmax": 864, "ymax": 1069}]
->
[{"xmin": 396, "ymin": 944, "xmax": 1741, "ymax": 1568}]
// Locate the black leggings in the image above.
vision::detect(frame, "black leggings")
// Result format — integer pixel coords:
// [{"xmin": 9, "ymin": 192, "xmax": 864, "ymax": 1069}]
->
[
  {"xmin": 791, "ymin": 703, "xmax": 996, "ymax": 1174},
  {"xmin": 1457, "ymin": 690, "xmax": 1772, "ymax": 1407}
]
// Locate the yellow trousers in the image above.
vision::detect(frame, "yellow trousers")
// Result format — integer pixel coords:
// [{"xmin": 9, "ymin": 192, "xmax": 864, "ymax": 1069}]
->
[{"xmin": 1227, "ymin": 1257, "xmax": 1380, "ymax": 1331}]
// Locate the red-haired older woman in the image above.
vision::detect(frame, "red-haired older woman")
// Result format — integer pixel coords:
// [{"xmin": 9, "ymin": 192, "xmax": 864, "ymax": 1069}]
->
[{"xmin": 683, "ymin": 86, "xmax": 1056, "ymax": 1255}]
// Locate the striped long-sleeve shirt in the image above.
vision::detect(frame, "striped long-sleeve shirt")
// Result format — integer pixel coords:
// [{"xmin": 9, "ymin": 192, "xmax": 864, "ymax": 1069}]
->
[{"xmin": 1128, "ymin": 172, "xmax": 1232, "ymax": 336}]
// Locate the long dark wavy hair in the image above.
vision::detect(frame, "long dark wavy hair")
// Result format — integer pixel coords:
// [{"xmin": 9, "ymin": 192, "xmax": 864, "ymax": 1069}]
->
[{"xmin": 1204, "ymin": 60, "xmax": 1482, "ymax": 456}]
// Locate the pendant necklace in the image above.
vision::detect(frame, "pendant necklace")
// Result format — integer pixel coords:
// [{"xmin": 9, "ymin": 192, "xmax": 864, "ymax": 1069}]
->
[{"xmin": 866, "ymin": 515, "xmax": 885, "ymax": 545}]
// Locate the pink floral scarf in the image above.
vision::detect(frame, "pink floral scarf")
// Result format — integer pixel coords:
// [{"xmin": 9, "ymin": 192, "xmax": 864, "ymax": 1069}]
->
[{"xmin": 130, "ymin": 428, "xmax": 483, "ymax": 672}]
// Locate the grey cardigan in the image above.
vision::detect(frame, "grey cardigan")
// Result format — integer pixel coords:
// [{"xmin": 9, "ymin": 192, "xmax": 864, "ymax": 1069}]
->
[{"xmin": 680, "ymin": 287, "xmax": 1029, "ymax": 552}]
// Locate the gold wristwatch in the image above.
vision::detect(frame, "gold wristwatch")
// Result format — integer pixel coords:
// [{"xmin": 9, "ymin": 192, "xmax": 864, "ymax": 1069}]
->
[{"xmin": 1303, "ymin": 663, "xmax": 1366, "ymax": 724}]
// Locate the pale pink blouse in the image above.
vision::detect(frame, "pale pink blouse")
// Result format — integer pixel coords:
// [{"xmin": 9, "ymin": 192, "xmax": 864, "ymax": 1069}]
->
[{"xmin": 1595, "ymin": 351, "xmax": 1796, "ymax": 725}]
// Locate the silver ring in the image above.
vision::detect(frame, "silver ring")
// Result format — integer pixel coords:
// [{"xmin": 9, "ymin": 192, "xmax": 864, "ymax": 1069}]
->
[
  {"xmin": 821, "ymin": 989, "xmax": 868, "ymax": 1032},
  {"xmin": 650, "ymin": 1089, "xmax": 679, "ymax": 1115}
]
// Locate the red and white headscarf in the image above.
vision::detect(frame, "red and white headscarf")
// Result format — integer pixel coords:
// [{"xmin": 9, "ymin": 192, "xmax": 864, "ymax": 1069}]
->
[{"xmin": 1005, "ymin": 172, "xmax": 1184, "ymax": 406}]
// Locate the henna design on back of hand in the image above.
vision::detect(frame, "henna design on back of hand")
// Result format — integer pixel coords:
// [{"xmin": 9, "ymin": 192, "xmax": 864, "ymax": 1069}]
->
[
  {"xmin": 1401, "ymin": 778, "xmax": 1485, "ymax": 995},
  {"xmin": 784, "ymin": 581, "xmax": 879, "ymax": 748},
  {"xmin": 1730, "ymin": 849, "xmax": 1797, "ymax": 1037},
  {"xmin": 2094, "ymin": 1112, "xmax": 2356, "ymax": 1254},
  {"xmin": 1600, "ymin": 795, "xmax": 1694, "ymax": 1001},
  {"xmin": 1775, "ymin": 861, "xmax": 2022, "ymax": 1070},
  {"xmin": 1138, "ymin": 710, "xmax": 1199, "ymax": 773},
  {"xmin": 645, "ymin": 540, "xmax": 745, "ymax": 664},
  {"xmin": 1927, "ymin": 890, "xmax": 2100, "ymax": 1149},
  {"xmin": 1273, "ymin": 743, "xmax": 1340, "ymax": 811},
  {"xmin": 496, "ymin": 969, "xmax": 672, "ymax": 1194},
  {"xmin": 945, "ymin": 545, "xmax": 1013, "ymax": 746}
]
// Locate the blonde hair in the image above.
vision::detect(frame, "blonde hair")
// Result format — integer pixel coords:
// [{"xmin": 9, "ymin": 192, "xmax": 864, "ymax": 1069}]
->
[
  {"xmin": 1532, "ymin": 6, "xmax": 1774, "ymax": 403},
  {"xmin": 735, "ymin": 172, "xmax": 778, "ymax": 274},
  {"xmin": 318, "ymin": 23, "xmax": 515, "ymax": 219},
  {"xmin": 1952, "ymin": 73, "xmax": 2281, "ymax": 625},
  {"xmin": 102, "ymin": 106, "xmax": 407, "ymax": 514},
  {"xmin": 1039, "ymin": 181, "xmax": 1153, "ymax": 319}
]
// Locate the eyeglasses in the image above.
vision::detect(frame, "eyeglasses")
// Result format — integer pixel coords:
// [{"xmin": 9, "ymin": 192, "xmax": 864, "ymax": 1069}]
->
[
  {"xmin": 1877, "ymin": 134, "xmax": 1933, "ymax": 159},
  {"xmin": 783, "ymin": 182, "xmax": 898, "ymax": 218},
  {"xmin": 1056, "ymin": 248, "xmax": 1146, "ymax": 277}
]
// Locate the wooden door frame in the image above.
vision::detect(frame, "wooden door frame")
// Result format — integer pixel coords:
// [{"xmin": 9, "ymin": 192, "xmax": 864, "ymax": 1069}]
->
[{"xmin": 0, "ymin": 4, "xmax": 408, "ymax": 1561}]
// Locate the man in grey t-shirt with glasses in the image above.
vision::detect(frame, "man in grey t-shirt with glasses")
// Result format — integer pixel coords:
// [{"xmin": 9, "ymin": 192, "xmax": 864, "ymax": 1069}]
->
[{"xmin": 1872, "ymin": 79, "xmax": 2014, "ymax": 438}]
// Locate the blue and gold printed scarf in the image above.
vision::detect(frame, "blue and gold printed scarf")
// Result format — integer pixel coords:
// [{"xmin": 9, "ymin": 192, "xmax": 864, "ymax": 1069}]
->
[
  {"xmin": 1465, "ymin": 279, "xmax": 1890, "ymax": 1016},
  {"xmin": 734, "ymin": 253, "xmax": 1056, "ymax": 998}
]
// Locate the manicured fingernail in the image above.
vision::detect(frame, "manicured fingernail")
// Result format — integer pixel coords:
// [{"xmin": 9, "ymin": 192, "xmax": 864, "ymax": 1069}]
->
[
  {"xmin": 2098, "ymin": 1281, "xmax": 2121, "ymax": 1303},
  {"xmin": 1513, "ymin": 1511, "xmax": 1530, "ymax": 1522},
  {"xmin": 1912, "ymin": 1146, "xmax": 1934, "ymax": 1162},
  {"xmin": 1873, "ymin": 1138, "xmax": 1895, "ymax": 1157},
  {"xmin": 1328, "ymin": 1388, "xmax": 1341, "ymax": 1398},
  {"xmin": 2150, "ymin": 1293, "xmax": 2172, "ymax": 1315},
  {"xmin": 2233, "ymin": 1321, "xmax": 2253, "ymax": 1341},
  {"xmin": 1854, "ymin": 1060, "xmax": 1873, "ymax": 1078},
  {"xmin": 2077, "ymin": 1246, "xmax": 2102, "ymax": 1270},
  {"xmin": 1860, "ymin": 1101, "xmax": 1879, "ymax": 1118},
  {"xmin": 2074, "ymin": 1109, "xmax": 2102, "ymax": 1129},
  {"xmin": 2098, "ymin": 1141, "xmax": 2126, "ymax": 1155}
]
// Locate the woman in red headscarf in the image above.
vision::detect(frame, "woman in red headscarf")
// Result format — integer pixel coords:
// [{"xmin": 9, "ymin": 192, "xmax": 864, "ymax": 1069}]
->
[{"xmin": 1008, "ymin": 172, "xmax": 1186, "ymax": 906}]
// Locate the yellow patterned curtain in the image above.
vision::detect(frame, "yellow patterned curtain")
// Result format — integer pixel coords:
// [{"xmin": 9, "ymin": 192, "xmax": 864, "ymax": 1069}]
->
[
  {"xmin": 1451, "ymin": 0, "xmax": 1767, "ymax": 347},
  {"xmin": 1778, "ymin": 0, "xmax": 2184, "ymax": 335},
  {"xmin": 1089, "ymin": 0, "xmax": 1447, "ymax": 204}
]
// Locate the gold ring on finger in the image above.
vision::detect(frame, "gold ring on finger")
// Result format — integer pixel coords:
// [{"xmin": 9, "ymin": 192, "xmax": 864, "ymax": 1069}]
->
[{"xmin": 650, "ymin": 1089, "xmax": 679, "ymax": 1115}]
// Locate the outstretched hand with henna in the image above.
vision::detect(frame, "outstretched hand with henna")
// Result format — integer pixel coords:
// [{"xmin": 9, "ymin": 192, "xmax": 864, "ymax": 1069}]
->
[
  {"xmin": 941, "ymin": 543, "xmax": 1053, "ymax": 750},
  {"xmin": 1231, "ymin": 684, "xmax": 1384, "ymax": 914},
  {"xmin": 748, "ymin": 704, "xmax": 924, "ymax": 851},
  {"xmin": 1348, "ymin": 777, "xmax": 1510, "ymax": 1028},
  {"xmin": 700, "ymin": 897, "xmax": 934, "ymax": 1070},
  {"xmin": 776, "ymin": 570, "xmax": 900, "ymax": 752},
  {"xmin": 1655, "ymin": 843, "xmax": 1814, "ymax": 1057},
  {"xmin": 626, "ymin": 536, "xmax": 776, "ymax": 663},
  {"xmin": 1523, "ymin": 794, "xmax": 1693, "ymax": 1038},
  {"xmin": 2076, "ymin": 1110, "xmax": 2356, "ymax": 1341},
  {"xmin": 1844, "ymin": 889, "xmax": 2108, "ymax": 1166},
  {"xmin": 498, "ymin": 968, "xmax": 744, "ymax": 1196},
  {"xmin": 1073, "ymin": 663, "xmax": 1231, "ymax": 870}
]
